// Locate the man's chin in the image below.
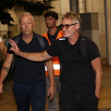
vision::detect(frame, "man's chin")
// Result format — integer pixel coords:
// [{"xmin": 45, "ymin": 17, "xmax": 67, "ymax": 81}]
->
[
  {"xmin": 63, "ymin": 35, "xmax": 69, "ymax": 38},
  {"xmin": 64, "ymin": 36, "xmax": 68, "ymax": 38},
  {"xmin": 24, "ymin": 32, "xmax": 32, "ymax": 35},
  {"xmin": 47, "ymin": 26, "xmax": 52, "ymax": 29}
]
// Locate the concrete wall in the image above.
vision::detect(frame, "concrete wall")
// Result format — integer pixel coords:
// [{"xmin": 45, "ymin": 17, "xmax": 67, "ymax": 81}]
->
[
  {"xmin": 78, "ymin": 0, "xmax": 106, "ymax": 57},
  {"xmin": 86, "ymin": 0, "xmax": 106, "ymax": 57}
]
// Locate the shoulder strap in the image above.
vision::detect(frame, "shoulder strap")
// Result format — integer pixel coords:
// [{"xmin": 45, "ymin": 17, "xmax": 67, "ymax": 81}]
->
[
  {"xmin": 14, "ymin": 36, "xmax": 20, "ymax": 44},
  {"xmin": 54, "ymin": 29, "xmax": 60, "ymax": 39},
  {"xmin": 79, "ymin": 36, "xmax": 88, "ymax": 60},
  {"xmin": 14, "ymin": 33, "xmax": 22, "ymax": 44},
  {"xmin": 58, "ymin": 37, "xmax": 66, "ymax": 59},
  {"xmin": 10, "ymin": 34, "xmax": 21, "ymax": 71},
  {"xmin": 36, "ymin": 34, "xmax": 45, "ymax": 50}
]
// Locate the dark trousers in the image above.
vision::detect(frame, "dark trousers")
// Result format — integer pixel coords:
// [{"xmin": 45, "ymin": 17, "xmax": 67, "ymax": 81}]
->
[
  {"xmin": 59, "ymin": 84, "xmax": 98, "ymax": 111},
  {"xmin": 12, "ymin": 81, "xmax": 46, "ymax": 111}
]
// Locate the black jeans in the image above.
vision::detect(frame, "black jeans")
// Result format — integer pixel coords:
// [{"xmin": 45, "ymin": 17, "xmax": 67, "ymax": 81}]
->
[
  {"xmin": 12, "ymin": 81, "xmax": 46, "ymax": 111},
  {"xmin": 59, "ymin": 84, "xmax": 98, "ymax": 111}
]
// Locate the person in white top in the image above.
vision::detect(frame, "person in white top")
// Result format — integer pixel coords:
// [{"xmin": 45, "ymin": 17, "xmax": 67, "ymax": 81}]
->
[{"xmin": 0, "ymin": 37, "xmax": 7, "ymax": 59}]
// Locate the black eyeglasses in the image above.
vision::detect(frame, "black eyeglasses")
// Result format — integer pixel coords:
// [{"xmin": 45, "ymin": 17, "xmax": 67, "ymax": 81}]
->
[{"xmin": 59, "ymin": 23, "xmax": 77, "ymax": 30}]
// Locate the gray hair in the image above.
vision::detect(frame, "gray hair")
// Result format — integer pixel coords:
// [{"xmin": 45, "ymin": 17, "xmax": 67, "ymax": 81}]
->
[
  {"xmin": 19, "ymin": 12, "xmax": 34, "ymax": 23},
  {"xmin": 62, "ymin": 12, "xmax": 81, "ymax": 24}
]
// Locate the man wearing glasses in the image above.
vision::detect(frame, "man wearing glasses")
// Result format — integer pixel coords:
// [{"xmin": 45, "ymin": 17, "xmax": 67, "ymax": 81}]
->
[{"xmin": 9, "ymin": 12, "xmax": 102, "ymax": 111}]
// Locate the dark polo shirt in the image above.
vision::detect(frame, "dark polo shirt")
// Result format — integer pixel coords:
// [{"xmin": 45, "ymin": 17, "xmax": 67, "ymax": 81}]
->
[{"xmin": 7, "ymin": 32, "xmax": 49, "ymax": 84}]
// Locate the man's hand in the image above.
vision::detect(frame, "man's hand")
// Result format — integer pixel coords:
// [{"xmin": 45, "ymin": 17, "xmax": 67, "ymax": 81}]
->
[
  {"xmin": 47, "ymin": 85, "xmax": 55, "ymax": 101},
  {"xmin": 0, "ymin": 82, "xmax": 3, "ymax": 94},
  {"xmin": 9, "ymin": 40, "xmax": 21, "ymax": 56},
  {"xmin": 95, "ymin": 90, "xmax": 100, "ymax": 99}
]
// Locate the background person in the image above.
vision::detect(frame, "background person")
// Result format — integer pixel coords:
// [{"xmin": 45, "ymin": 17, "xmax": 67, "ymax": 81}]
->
[
  {"xmin": 4, "ymin": 31, "xmax": 13, "ymax": 48},
  {"xmin": 42, "ymin": 11, "xmax": 63, "ymax": 111}
]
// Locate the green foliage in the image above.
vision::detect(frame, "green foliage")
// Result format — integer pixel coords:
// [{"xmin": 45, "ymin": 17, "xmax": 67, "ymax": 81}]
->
[
  {"xmin": 0, "ymin": 0, "xmax": 53, "ymax": 26},
  {"xmin": 0, "ymin": 10, "xmax": 14, "ymax": 26},
  {"xmin": 17, "ymin": 1, "xmax": 53, "ymax": 16}
]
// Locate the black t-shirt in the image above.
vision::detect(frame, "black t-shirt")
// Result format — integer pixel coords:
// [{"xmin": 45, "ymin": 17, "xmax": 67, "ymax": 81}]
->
[
  {"xmin": 47, "ymin": 29, "xmax": 59, "ymax": 44},
  {"xmin": 7, "ymin": 32, "xmax": 49, "ymax": 84},
  {"xmin": 46, "ymin": 36, "xmax": 100, "ymax": 94}
]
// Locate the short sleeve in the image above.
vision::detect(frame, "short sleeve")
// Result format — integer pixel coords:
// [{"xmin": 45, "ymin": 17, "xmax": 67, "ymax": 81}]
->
[
  {"xmin": 46, "ymin": 39, "xmax": 62, "ymax": 57},
  {"xmin": 87, "ymin": 40, "xmax": 100, "ymax": 61}
]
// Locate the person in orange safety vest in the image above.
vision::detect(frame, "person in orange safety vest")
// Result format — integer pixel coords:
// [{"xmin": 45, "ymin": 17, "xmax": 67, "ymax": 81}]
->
[{"xmin": 42, "ymin": 11, "xmax": 63, "ymax": 111}]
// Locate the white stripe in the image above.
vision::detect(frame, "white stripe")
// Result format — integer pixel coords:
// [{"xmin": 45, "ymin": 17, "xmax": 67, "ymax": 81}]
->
[
  {"xmin": 59, "ymin": 38, "xmax": 65, "ymax": 40},
  {"xmin": 45, "ymin": 64, "xmax": 60, "ymax": 71},
  {"xmin": 53, "ymin": 64, "xmax": 60, "ymax": 70}
]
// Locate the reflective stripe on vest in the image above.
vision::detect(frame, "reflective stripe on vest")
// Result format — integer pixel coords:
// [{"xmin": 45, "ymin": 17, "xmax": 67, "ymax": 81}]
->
[
  {"xmin": 45, "ymin": 64, "xmax": 60, "ymax": 70},
  {"xmin": 45, "ymin": 64, "xmax": 60, "ymax": 76},
  {"xmin": 42, "ymin": 30, "xmax": 63, "ymax": 76}
]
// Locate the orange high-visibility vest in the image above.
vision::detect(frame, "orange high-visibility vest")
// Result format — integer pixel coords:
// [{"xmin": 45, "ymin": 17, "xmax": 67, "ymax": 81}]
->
[{"xmin": 42, "ymin": 30, "xmax": 63, "ymax": 76}]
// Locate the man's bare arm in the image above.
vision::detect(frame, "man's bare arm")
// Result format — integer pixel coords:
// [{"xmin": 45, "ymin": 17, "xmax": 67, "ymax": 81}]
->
[
  {"xmin": 45, "ymin": 59, "xmax": 55, "ymax": 101},
  {"xmin": 0, "ymin": 54, "xmax": 13, "ymax": 94},
  {"xmin": 9, "ymin": 40, "xmax": 52, "ymax": 62},
  {"xmin": 91, "ymin": 57, "xmax": 102, "ymax": 98},
  {"xmin": 19, "ymin": 51, "xmax": 52, "ymax": 62}
]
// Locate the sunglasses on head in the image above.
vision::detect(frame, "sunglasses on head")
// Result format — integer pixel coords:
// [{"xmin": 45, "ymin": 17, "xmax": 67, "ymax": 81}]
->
[{"xmin": 59, "ymin": 23, "xmax": 77, "ymax": 30}]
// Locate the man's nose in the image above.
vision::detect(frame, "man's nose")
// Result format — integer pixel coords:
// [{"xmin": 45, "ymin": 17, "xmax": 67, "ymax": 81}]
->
[
  {"xmin": 62, "ymin": 26, "xmax": 66, "ymax": 31},
  {"xmin": 25, "ymin": 23, "xmax": 28, "ymax": 28}
]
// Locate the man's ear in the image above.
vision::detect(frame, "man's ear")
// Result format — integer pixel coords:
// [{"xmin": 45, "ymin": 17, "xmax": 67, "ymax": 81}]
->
[
  {"xmin": 55, "ymin": 20, "xmax": 58, "ymax": 24},
  {"xmin": 33, "ymin": 22, "xmax": 35, "ymax": 28},
  {"xmin": 75, "ymin": 23, "xmax": 80, "ymax": 30}
]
